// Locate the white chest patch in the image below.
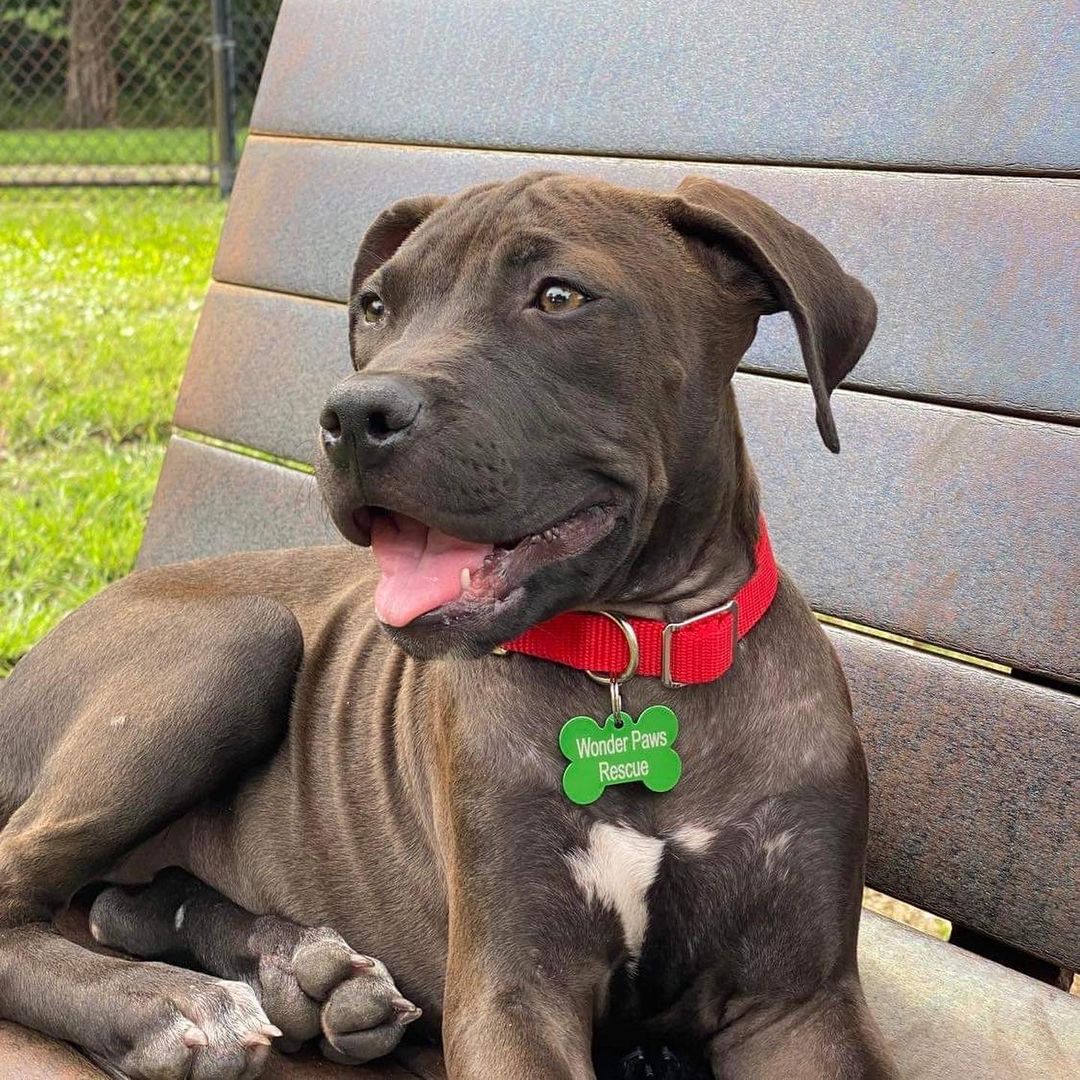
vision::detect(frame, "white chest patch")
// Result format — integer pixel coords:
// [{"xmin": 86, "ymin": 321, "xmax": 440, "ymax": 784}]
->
[
  {"xmin": 669, "ymin": 824, "xmax": 717, "ymax": 854},
  {"xmin": 566, "ymin": 822, "xmax": 665, "ymax": 961}
]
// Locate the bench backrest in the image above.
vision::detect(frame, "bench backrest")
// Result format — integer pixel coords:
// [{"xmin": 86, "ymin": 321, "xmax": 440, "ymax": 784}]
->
[{"xmin": 140, "ymin": 0, "xmax": 1080, "ymax": 972}]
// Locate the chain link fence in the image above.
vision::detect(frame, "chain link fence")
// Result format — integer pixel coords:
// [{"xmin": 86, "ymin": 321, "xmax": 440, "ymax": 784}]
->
[{"xmin": 0, "ymin": 0, "xmax": 281, "ymax": 193}]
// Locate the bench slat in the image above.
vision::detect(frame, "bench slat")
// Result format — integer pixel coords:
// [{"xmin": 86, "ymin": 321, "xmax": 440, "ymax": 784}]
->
[
  {"xmin": 738, "ymin": 374, "xmax": 1080, "ymax": 684},
  {"xmin": 137, "ymin": 438, "xmax": 1079, "ymax": 965},
  {"xmin": 137, "ymin": 438, "xmax": 337, "ymax": 570},
  {"xmin": 253, "ymin": 0, "xmax": 1078, "ymax": 174},
  {"xmin": 839, "ymin": 633, "xmax": 1079, "ymax": 970},
  {"xmin": 175, "ymin": 287, "xmax": 1080, "ymax": 681},
  {"xmin": 176, "ymin": 284, "xmax": 344, "ymax": 467},
  {"xmin": 217, "ymin": 137, "xmax": 1080, "ymax": 423},
  {"xmin": 859, "ymin": 912, "xmax": 1080, "ymax": 1074}
]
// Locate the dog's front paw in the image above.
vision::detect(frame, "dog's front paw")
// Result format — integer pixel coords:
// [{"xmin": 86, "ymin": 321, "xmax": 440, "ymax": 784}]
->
[
  {"xmin": 251, "ymin": 920, "xmax": 420, "ymax": 1062},
  {"xmin": 318, "ymin": 957, "xmax": 422, "ymax": 1065},
  {"xmin": 89, "ymin": 965, "xmax": 280, "ymax": 1080}
]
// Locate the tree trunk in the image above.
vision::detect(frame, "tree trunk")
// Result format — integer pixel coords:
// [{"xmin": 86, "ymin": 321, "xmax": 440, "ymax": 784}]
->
[{"xmin": 64, "ymin": 0, "xmax": 119, "ymax": 128}]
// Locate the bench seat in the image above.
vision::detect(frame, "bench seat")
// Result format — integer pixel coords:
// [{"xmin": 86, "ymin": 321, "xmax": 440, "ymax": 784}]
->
[
  {"xmin": 7, "ymin": 1, "xmax": 1075, "ymax": 1075},
  {"xmin": 4, "ymin": 911, "xmax": 1076, "ymax": 1079}
]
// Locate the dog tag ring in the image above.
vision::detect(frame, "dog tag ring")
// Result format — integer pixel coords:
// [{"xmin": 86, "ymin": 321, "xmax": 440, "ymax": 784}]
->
[{"xmin": 606, "ymin": 676, "xmax": 622, "ymax": 719}]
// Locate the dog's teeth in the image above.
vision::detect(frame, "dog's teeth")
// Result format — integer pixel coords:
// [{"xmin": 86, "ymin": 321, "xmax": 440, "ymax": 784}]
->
[{"xmin": 460, "ymin": 567, "xmax": 471, "ymax": 591}]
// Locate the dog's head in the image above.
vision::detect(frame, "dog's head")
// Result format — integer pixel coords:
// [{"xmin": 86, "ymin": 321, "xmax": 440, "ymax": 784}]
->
[{"xmin": 316, "ymin": 173, "xmax": 875, "ymax": 657}]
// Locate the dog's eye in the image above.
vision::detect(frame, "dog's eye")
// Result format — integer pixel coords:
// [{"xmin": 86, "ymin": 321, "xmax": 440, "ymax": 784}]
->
[
  {"xmin": 360, "ymin": 293, "xmax": 386, "ymax": 325},
  {"xmin": 536, "ymin": 281, "xmax": 589, "ymax": 314}
]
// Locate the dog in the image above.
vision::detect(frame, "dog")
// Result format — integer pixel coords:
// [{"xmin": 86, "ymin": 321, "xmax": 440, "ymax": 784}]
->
[{"xmin": 0, "ymin": 172, "xmax": 895, "ymax": 1079}]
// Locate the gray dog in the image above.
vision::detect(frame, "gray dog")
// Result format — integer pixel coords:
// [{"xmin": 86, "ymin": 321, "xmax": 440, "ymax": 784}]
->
[{"xmin": 0, "ymin": 173, "xmax": 895, "ymax": 1079}]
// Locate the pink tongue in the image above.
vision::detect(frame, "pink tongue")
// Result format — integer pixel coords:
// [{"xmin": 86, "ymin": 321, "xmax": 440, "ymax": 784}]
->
[{"xmin": 371, "ymin": 513, "xmax": 494, "ymax": 627}]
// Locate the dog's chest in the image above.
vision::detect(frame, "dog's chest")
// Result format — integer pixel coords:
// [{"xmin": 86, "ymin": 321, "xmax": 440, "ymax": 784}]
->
[{"xmin": 564, "ymin": 819, "xmax": 718, "ymax": 967}]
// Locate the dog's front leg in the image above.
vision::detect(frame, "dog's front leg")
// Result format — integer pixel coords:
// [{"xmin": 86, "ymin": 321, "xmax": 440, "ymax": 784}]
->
[
  {"xmin": 436, "ymin": 787, "xmax": 605, "ymax": 1080},
  {"xmin": 442, "ymin": 937, "xmax": 597, "ymax": 1080},
  {"xmin": 708, "ymin": 982, "xmax": 896, "ymax": 1079}
]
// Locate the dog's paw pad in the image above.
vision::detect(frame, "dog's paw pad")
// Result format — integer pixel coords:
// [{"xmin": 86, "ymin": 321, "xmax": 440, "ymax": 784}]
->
[
  {"xmin": 248, "ymin": 924, "xmax": 349, "ymax": 1040},
  {"xmin": 319, "ymin": 975, "xmax": 420, "ymax": 1064},
  {"xmin": 291, "ymin": 934, "xmax": 372, "ymax": 1000},
  {"xmin": 252, "ymin": 921, "xmax": 410, "ymax": 1061}
]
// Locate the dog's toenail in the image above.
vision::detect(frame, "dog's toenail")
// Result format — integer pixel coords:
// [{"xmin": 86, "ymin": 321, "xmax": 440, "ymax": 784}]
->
[
  {"xmin": 260, "ymin": 1023, "xmax": 283, "ymax": 1038},
  {"xmin": 242, "ymin": 1032, "xmax": 272, "ymax": 1048},
  {"xmin": 350, "ymin": 953, "xmax": 375, "ymax": 970},
  {"xmin": 391, "ymin": 997, "xmax": 422, "ymax": 1022}
]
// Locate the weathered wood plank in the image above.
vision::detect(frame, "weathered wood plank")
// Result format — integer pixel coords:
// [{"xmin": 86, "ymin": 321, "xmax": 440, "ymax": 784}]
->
[
  {"xmin": 216, "ymin": 137, "xmax": 1080, "ymax": 422},
  {"xmin": 836, "ymin": 630, "xmax": 1079, "ymax": 970},
  {"xmin": 737, "ymin": 374, "xmax": 1080, "ymax": 683},
  {"xmin": 175, "ymin": 284, "xmax": 345, "ymax": 467},
  {"xmin": 253, "ymin": 0, "xmax": 1078, "ymax": 174},
  {"xmin": 859, "ymin": 912, "xmax": 1080, "ymax": 1077},
  {"xmin": 136, "ymin": 438, "xmax": 337, "ymax": 569},
  {"xmin": 0, "ymin": 1022, "xmax": 102, "ymax": 1080}
]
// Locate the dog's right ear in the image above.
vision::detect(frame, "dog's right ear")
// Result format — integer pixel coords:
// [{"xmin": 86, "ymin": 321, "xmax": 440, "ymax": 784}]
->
[
  {"xmin": 660, "ymin": 177, "xmax": 876, "ymax": 452},
  {"xmin": 349, "ymin": 195, "xmax": 447, "ymax": 331}
]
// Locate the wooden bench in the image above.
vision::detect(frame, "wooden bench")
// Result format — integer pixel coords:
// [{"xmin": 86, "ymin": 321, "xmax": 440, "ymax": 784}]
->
[{"xmin": 8, "ymin": 1, "xmax": 1078, "ymax": 1076}]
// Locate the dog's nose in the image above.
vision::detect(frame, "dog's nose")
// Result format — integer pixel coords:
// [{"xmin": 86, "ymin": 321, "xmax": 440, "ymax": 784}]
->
[{"xmin": 320, "ymin": 376, "xmax": 424, "ymax": 468}]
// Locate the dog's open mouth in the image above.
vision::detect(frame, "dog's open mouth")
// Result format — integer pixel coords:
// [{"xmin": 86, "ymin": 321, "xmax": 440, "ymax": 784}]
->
[{"xmin": 358, "ymin": 503, "xmax": 616, "ymax": 628}]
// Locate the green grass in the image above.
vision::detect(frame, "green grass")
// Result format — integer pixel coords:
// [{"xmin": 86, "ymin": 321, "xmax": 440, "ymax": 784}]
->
[
  {"xmin": 0, "ymin": 187, "xmax": 226, "ymax": 674},
  {"xmin": 0, "ymin": 127, "xmax": 248, "ymax": 167}
]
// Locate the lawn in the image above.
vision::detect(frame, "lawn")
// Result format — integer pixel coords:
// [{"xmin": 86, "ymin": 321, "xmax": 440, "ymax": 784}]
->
[
  {"xmin": 0, "ymin": 127, "xmax": 249, "ymax": 168},
  {"xmin": 0, "ymin": 127, "xmax": 211, "ymax": 167},
  {"xmin": 0, "ymin": 187, "xmax": 226, "ymax": 674}
]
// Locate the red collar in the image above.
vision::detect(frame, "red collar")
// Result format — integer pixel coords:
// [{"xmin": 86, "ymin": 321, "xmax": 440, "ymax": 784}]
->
[{"xmin": 499, "ymin": 518, "xmax": 779, "ymax": 687}]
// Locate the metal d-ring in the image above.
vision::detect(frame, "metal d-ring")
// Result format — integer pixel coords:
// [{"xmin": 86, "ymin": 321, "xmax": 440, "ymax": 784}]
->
[{"xmin": 584, "ymin": 612, "xmax": 639, "ymax": 720}]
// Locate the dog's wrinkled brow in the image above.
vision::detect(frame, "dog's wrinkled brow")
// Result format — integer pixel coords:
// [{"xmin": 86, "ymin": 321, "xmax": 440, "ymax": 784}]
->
[
  {"xmin": 498, "ymin": 233, "xmax": 559, "ymax": 271},
  {"xmin": 370, "ymin": 260, "xmax": 411, "ymax": 300}
]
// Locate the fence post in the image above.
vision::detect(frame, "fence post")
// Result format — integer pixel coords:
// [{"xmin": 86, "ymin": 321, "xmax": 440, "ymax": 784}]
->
[{"xmin": 209, "ymin": 0, "xmax": 237, "ymax": 197}]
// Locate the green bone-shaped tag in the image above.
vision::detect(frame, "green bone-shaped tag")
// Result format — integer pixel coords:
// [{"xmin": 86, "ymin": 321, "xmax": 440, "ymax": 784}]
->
[{"xmin": 559, "ymin": 706, "xmax": 682, "ymax": 805}]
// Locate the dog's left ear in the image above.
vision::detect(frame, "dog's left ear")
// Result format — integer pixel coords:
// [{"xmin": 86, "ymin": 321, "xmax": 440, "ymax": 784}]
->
[
  {"xmin": 349, "ymin": 194, "xmax": 448, "ymax": 332},
  {"xmin": 664, "ymin": 176, "xmax": 876, "ymax": 452}
]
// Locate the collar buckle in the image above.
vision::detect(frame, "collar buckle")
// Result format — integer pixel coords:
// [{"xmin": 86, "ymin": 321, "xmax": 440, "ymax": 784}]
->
[{"xmin": 661, "ymin": 599, "xmax": 739, "ymax": 689}]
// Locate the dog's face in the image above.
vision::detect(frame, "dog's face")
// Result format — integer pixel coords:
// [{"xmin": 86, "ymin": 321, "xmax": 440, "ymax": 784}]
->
[{"xmin": 316, "ymin": 173, "xmax": 875, "ymax": 657}]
